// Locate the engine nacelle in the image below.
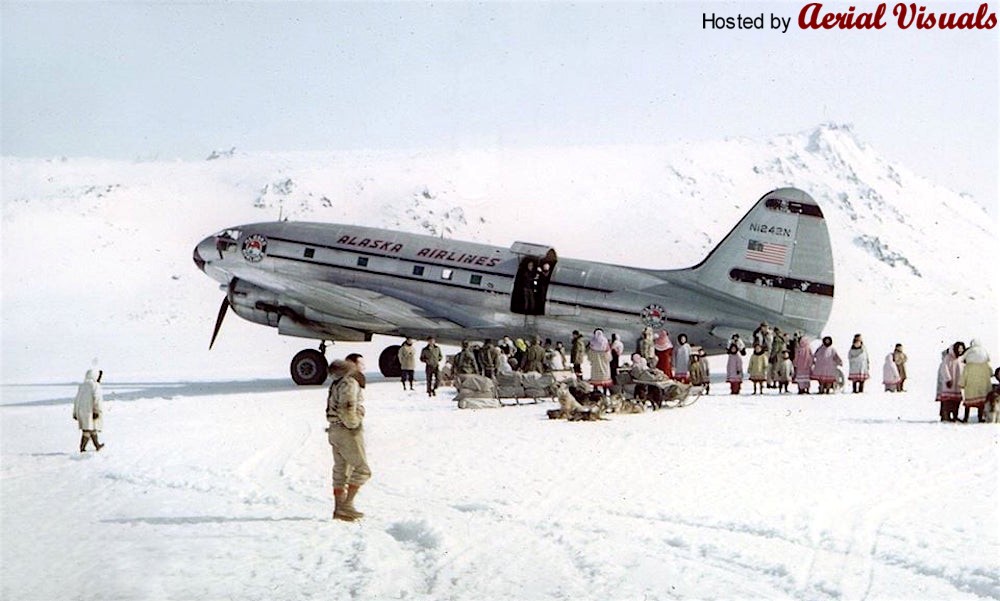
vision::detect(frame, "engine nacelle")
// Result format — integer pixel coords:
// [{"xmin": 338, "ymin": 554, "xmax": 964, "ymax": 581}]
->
[
  {"xmin": 228, "ymin": 279, "xmax": 281, "ymax": 327},
  {"xmin": 226, "ymin": 279, "xmax": 372, "ymax": 342}
]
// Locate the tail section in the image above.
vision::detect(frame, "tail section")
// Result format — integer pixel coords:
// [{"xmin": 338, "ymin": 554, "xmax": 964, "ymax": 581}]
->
[{"xmin": 691, "ymin": 187, "xmax": 834, "ymax": 334}]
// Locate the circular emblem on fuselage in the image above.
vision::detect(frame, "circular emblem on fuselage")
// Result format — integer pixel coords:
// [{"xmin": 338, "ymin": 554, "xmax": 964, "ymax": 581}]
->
[
  {"xmin": 241, "ymin": 234, "xmax": 268, "ymax": 263},
  {"xmin": 640, "ymin": 303, "xmax": 667, "ymax": 327}
]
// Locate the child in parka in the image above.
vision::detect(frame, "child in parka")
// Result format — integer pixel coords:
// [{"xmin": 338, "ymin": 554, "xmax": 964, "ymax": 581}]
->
[{"xmin": 775, "ymin": 350, "xmax": 793, "ymax": 393}]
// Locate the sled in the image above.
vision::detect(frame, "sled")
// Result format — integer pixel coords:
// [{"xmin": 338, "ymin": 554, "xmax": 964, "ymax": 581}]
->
[
  {"xmin": 455, "ymin": 371, "xmax": 578, "ymax": 408},
  {"xmin": 616, "ymin": 370, "xmax": 701, "ymax": 409}
]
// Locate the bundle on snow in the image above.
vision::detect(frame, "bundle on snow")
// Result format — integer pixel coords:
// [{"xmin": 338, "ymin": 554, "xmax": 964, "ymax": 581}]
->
[
  {"xmin": 521, "ymin": 371, "xmax": 557, "ymax": 398},
  {"xmin": 455, "ymin": 374, "xmax": 499, "ymax": 409},
  {"xmin": 455, "ymin": 374, "xmax": 495, "ymax": 393}
]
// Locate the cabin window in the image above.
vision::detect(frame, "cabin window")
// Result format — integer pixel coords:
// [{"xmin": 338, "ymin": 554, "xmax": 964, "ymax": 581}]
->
[
  {"xmin": 470, "ymin": 274, "xmax": 482, "ymax": 285},
  {"xmin": 304, "ymin": 248, "xmax": 315, "ymax": 258},
  {"xmin": 357, "ymin": 257, "xmax": 369, "ymax": 267},
  {"xmin": 412, "ymin": 265, "xmax": 425, "ymax": 276},
  {"xmin": 441, "ymin": 269, "xmax": 453, "ymax": 280}
]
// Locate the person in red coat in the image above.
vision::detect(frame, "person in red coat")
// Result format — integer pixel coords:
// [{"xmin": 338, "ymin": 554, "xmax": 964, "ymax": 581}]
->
[{"xmin": 654, "ymin": 329, "xmax": 674, "ymax": 378}]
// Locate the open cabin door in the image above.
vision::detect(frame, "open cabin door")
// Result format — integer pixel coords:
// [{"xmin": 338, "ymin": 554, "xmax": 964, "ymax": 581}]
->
[{"xmin": 509, "ymin": 242, "xmax": 557, "ymax": 316}]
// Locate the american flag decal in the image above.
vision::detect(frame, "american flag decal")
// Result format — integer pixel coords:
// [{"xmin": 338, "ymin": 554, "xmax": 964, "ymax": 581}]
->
[{"xmin": 745, "ymin": 239, "xmax": 788, "ymax": 265}]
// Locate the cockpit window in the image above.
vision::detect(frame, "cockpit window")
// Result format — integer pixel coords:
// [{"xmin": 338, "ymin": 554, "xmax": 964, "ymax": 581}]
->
[{"xmin": 215, "ymin": 229, "xmax": 241, "ymax": 254}]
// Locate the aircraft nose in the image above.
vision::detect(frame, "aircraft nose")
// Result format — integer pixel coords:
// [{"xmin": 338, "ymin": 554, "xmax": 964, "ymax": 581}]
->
[{"xmin": 193, "ymin": 236, "xmax": 215, "ymax": 272}]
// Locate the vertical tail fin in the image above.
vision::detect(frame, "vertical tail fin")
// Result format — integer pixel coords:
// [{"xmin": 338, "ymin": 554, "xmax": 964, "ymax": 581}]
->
[{"xmin": 692, "ymin": 187, "xmax": 834, "ymax": 333}]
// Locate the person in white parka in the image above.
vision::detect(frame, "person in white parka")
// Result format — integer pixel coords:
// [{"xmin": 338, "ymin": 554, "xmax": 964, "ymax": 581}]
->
[{"xmin": 73, "ymin": 369, "xmax": 105, "ymax": 452}]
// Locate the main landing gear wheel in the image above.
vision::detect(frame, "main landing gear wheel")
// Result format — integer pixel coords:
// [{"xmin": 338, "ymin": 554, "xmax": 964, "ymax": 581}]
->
[
  {"xmin": 291, "ymin": 349, "xmax": 328, "ymax": 385},
  {"xmin": 379, "ymin": 345, "xmax": 402, "ymax": 379}
]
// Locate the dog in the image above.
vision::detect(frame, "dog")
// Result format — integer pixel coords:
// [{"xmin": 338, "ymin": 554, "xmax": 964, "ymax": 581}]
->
[
  {"xmin": 554, "ymin": 383, "xmax": 602, "ymax": 421},
  {"xmin": 598, "ymin": 393, "xmax": 625, "ymax": 414},
  {"xmin": 567, "ymin": 383, "xmax": 604, "ymax": 406},
  {"xmin": 985, "ymin": 387, "xmax": 1000, "ymax": 423},
  {"xmin": 618, "ymin": 397, "xmax": 645, "ymax": 414},
  {"xmin": 634, "ymin": 383, "xmax": 665, "ymax": 410}
]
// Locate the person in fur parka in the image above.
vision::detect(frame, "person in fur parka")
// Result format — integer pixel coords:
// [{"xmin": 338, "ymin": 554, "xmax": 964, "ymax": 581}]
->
[
  {"xmin": 812, "ymin": 336, "xmax": 843, "ymax": 394},
  {"xmin": 726, "ymin": 343, "xmax": 744, "ymax": 395},
  {"xmin": 936, "ymin": 342, "xmax": 965, "ymax": 422},
  {"xmin": 960, "ymin": 338, "xmax": 993, "ymax": 423},
  {"xmin": 689, "ymin": 351, "xmax": 710, "ymax": 394},
  {"xmin": 775, "ymin": 350, "xmax": 794, "ymax": 393},
  {"xmin": 638, "ymin": 326, "xmax": 657, "ymax": 367},
  {"xmin": 73, "ymin": 368, "xmax": 105, "ymax": 452},
  {"xmin": 587, "ymin": 328, "xmax": 613, "ymax": 394},
  {"xmin": 792, "ymin": 334, "xmax": 814, "ymax": 394},
  {"xmin": 397, "ymin": 337, "xmax": 417, "ymax": 390},
  {"xmin": 326, "ymin": 354, "xmax": 372, "ymax": 521},
  {"xmin": 748, "ymin": 344, "xmax": 769, "ymax": 394},
  {"xmin": 882, "ymin": 353, "xmax": 901, "ymax": 392},
  {"xmin": 847, "ymin": 334, "xmax": 870, "ymax": 393},
  {"xmin": 653, "ymin": 329, "xmax": 674, "ymax": 378},
  {"xmin": 672, "ymin": 333, "xmax": 692, "ymax": 384},
  {"xmin": 892, "ymin": 343, "xmax": 908, "ymax": 392}
]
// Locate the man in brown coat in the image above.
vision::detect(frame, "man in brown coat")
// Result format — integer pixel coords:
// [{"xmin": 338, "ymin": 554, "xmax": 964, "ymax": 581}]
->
[
  {"xmin": 326, "ymin": 353, "xmax": 372, "ymax": 521},
  {"xmin": 523, "ymin": 337, "xmax": 546, "ymax": 373}
]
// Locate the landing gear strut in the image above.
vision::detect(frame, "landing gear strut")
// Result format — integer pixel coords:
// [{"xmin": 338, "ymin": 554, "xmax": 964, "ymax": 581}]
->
[{"xmin": 290, "ymin": 342, "xmax": 330, "ymax": 385}]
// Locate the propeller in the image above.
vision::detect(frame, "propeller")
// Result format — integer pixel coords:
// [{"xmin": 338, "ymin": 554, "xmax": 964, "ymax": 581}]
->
[
  {"xmin": 209, "ymin": 296, "xmax": 230, "ymax": 350},
  {"xmin": 209, "ymin": 279, "xmax": 237, "ymax": 350}
]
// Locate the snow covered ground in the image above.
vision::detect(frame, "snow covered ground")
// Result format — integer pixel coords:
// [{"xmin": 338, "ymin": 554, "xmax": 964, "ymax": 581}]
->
[
  {"xmin": 2, "ymin": 125, "xmax": 998, "ymax": 599},
  {"xmin": 2, "ymin": 377, "xmax": 998, "ymax": 600}
]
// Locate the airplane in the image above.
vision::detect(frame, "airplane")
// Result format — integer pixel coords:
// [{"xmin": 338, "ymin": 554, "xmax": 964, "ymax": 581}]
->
[{"xmin": 193, "ymin": 187, "xmax": 834, "ymax": 385}]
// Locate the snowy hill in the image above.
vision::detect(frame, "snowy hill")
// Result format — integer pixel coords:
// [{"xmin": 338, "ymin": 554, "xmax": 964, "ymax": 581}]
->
[{"xmin": 1, "ymin": 123, "xmax": 996, "ymax": 384}]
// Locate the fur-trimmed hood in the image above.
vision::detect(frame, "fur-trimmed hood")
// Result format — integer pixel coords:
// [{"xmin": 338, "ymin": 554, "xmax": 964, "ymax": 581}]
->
[
  {"xmin": 328, "ymin": 359, "xmax": 366, "ymax": 387},
  {"xmin": 328, "ymin": 359, "xmax": 356, "ymax": 378}
]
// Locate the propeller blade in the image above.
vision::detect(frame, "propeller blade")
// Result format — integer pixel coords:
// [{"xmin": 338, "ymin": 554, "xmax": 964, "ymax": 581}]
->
[{"xmin": 209, "ymin": 297, "xmax": 230, "ymax": 350}]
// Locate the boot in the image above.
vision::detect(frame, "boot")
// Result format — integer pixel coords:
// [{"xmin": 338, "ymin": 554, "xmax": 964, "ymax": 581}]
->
[
  {"xmin": 339, "ymin": 484, "xmax": 364, "ymax": 519},
  {"xmin": 332, "ymin": 487, "xmax": 355, "ymax": 521},
  {"xmin": 80, "ymin": 433, "xmax": 90, "ymax": 453},
  {"xmin": 92, "ymin": 433, "xmax": 104, "ymax": 451}
]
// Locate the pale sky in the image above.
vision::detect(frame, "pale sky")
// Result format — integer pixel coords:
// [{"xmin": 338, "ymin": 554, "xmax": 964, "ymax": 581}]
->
[{"xmin": 2, "ymin": 1, "xmax": 997, "ymax": 205}]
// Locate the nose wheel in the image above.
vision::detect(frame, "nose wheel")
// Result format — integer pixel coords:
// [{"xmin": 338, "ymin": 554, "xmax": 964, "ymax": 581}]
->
[{"xmin": 290, "ymin": 348, "xmax": 329, "ymax": 385}]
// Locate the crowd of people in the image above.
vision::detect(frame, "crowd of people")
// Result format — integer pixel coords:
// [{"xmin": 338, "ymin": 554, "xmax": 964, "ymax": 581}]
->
[
  {"xmin": 935, "ymin": 339, "xmax": 997, "ymax": 423},
  {"xmin": 388, "ymin": 323, "xmax": 997, "ymax": 421}
]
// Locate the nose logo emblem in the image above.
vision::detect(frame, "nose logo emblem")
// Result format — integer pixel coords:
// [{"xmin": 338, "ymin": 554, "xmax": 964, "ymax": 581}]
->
[
  {"xmin": 241, "ymin": 234, "xmax": 268, "ymax": 263},
  {"xmin": 640, "ymin": 303, "xmax": 667, "ymax": 327}
]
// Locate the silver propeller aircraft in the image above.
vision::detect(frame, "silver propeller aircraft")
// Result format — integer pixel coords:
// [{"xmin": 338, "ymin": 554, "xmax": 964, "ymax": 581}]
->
[{"xmin": 193, "ymin": 187, "xmax": 834, "ymax": 384}]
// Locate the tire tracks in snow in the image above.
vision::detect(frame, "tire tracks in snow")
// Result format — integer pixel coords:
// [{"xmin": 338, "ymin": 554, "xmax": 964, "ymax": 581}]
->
[{"xmin": 796, "ymin": 452, "xmax": 984, "ymax": 600}]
